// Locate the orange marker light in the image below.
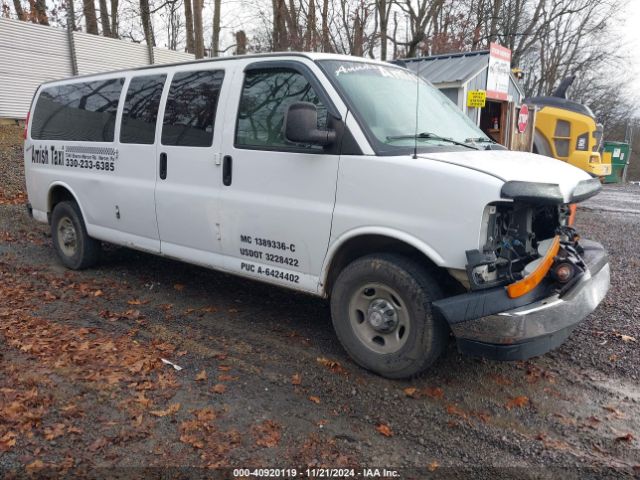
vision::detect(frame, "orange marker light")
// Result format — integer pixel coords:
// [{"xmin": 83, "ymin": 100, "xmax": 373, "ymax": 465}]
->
[
  {"xmin": 506, "ymin": 235, "xmax": 561, "ymax": 299},
  {"xmin": 567, "ymin": 204, "xmax": 577, "ymax": 226}
]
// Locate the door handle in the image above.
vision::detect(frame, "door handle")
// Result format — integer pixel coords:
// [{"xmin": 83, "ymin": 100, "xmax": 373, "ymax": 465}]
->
[
  {"xmin": 222, "ymin": 155, "xmax": 232, "ymax": 186},
  {"xmin": 159, "ymin": 152, "xmax": 167, "ymax": 180}
]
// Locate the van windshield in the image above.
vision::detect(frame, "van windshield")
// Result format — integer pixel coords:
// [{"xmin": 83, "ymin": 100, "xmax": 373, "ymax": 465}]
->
[{"xmin": 318, "ymin": 60, "xmax": 491, "ymax": 155}]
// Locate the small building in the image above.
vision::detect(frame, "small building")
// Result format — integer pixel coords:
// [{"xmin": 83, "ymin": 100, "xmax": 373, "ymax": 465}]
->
[
  {"xmin": 0, "ymin": 17, "xmax": 195, "ymax": 121},
  {"xmin": 401, "ymin": 44, "xmax": 529, "ymax": 149}
]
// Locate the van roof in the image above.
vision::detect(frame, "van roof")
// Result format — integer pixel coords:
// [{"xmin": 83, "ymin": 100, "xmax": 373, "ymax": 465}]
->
[{"xmin": 39, "ymin": 52, "xmax": 395, "ymax": 86}]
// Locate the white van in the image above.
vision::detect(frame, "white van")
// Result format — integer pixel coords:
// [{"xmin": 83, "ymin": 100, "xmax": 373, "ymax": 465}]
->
[{"xmin": 24, "ymin": 53, "xmax": 610, "ymax": 378}]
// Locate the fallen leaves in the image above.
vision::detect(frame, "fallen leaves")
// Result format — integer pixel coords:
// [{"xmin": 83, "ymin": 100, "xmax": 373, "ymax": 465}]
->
[
  {"xmin": 446, "ymin": 404, "xmax": 468, "ymax": 419},
  {"xmin": 0, "ymin": 431, "xmax": 17, "ymax": 452},
  {"xmin": 316, "ymin": 356, "xmax": 347, "ymax": 375},
  {"xmin": 375, "ymin": 423, "xmax": 393, "ymax": 437},
  {"xmin": 211, "ymin": 384, "xmax": 226, "ymax": 394},
  {"xmin": 615, "ymin": 432, "xmax": 634, "ymax": 442},
  {"xmin": 44, "ymin": 423, "xmax": 66, "ymax": 441},
  {"xmin": 403, "ymin": 387, "xmax": 419, "ymax": 398},
  {"xmin": 616, "ymin": 333, "xmax": 637, "ymax": 343},
  {"xmin": 195, "ymin": 369, "xmax": 208, "ymax": 381},
  {"xmin": 428, "ymin": 460, "xmax": 439, "ymax": 472},
  {"xmin": 150, "ymin": 403, "xmax": 181, "ymax": 417},
  {"xmin": 506, "ymin": 396, "xmax": 530, "ymax": 409},
  {"xmin": 291, "ymin": 373, "xmax": 302, "ymax": 385},
  {"xmin": 253, "ymin": 420, "xmax": 281, "ymax": 448},
  {"xmin": 402, "ymin": 386, "xmax": 444, "ymax": 399},
  {"xmin": 308, "ymin": 396, "xmax": 321, "ymax": 404}
]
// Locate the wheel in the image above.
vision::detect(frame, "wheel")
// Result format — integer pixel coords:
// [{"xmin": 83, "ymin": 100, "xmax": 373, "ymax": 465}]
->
[
  {"xmin": 330, "ymin": 254, "xmax": 449, "ymax": 379},
  {"xmin": 51, "ymin": 201, "xmax": 100, "ymax": 270}
]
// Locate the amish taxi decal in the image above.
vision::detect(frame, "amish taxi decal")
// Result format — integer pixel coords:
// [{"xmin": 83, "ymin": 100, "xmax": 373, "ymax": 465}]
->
[{"xmin": 31, "ymin": 145, "xmax": 118, "ymax": 172}]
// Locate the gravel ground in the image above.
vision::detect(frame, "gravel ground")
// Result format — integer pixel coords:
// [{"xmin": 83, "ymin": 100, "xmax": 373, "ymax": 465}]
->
[{"xmin": 1, "ymin": 126, "xmax": 639, "ymax": 477}]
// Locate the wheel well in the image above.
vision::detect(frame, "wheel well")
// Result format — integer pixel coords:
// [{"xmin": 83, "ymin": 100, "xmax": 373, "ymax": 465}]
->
[
  {"xmin": 324, "ymin": 234, "xmax": 463, "ymax": 297},
  {"xmin": 48, "ymin": 186, "xmax": 76, "ymax": 222}
]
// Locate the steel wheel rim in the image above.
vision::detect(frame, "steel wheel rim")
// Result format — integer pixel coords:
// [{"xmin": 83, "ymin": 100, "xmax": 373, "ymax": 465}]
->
[
  {"xmin": 57, "ymin": 217, "xmax": 77, "ymax": 257},
  {"xmin": 348, "ymin": 282, "xmax": 410, "ymax": 354}
]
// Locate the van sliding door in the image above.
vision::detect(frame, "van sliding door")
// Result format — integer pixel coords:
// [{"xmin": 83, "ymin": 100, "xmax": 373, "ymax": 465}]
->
[{"xmin": 154, "ymin": 67, "xmax": 229, "ymax": 266}]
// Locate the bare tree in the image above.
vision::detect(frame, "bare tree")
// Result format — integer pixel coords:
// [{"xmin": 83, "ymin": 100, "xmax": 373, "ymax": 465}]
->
[
  {"xmin": 12, "ymin": 0, "xmax": 26, "ymax": 20},
  {"xmin": 99, "ymin": 0, "xmax": 112, "ymax": 36},
  {"xmin": 184, "ymin": 0, "xmax": 195, "ymax": 53},
  {"xmin": 193, "ymin": 0, "xmax": 204, "ymax": 58},
  {"xmin": 211, "ymin": 0, "xmax": 221, "ymax": 56},
  {"xmin": 236, "ymin": 30, "xmax": 247, "ymax": 54},
  {"xmin": 110, "ymin": 0, "xmax": 118, "ymax": 35},
  {"xmin": 139, "ymin": 0, "xmax": 155, "ymax": 47},
  {"xmin": 83, "ymin": 0, "xmax": 99, "ymax": 34}
]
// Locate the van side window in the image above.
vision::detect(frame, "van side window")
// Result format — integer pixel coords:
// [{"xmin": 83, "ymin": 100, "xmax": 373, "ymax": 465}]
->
[
  {"xmin": 31, "ymin": 79, "xmax": 124, "ymax": 142},
  {"xmin": 235, "ymin": 69, "xmax": 328, "ymax": 150},
  {"xmin": 161, "ymin": 70, "xmax": 224, "ymax": 147},
  {"xmin": 120, "ymin": 74, "xmax": 166, "ymax": 145}
]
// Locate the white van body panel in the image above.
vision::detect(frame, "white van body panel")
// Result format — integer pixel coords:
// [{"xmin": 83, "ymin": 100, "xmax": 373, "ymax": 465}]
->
[
  {"xmin": 421, "ymin": 150, "xmax": 592, "ymax": 201},
  {"xmin": 327, "ymin": 154, "xmax": 505, "ymax": 275},
  {"xmin": 216, "ymin": 57, "xmax": 348, "ymax": 294}
]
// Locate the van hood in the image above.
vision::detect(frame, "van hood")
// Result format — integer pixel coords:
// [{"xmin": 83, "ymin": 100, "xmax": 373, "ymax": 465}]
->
[{"xmin": 418, "ymin": 149, "xmax": 597, "ymax": 203}]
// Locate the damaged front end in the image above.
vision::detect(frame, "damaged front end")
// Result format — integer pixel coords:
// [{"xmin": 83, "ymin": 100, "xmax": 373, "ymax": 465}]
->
[
  {"xmin": 466, "ymin": 202, "xmax": 585, "ymax": 296},
  {"xmin": 433, "ymin": 178, "xmax": 610, "ymax": 361}
]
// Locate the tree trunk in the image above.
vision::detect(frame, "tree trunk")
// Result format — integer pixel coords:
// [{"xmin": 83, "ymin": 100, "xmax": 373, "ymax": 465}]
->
[
  {"xmin": 272, "ymin": 0, "xmax": 288, "ymax": 51},
  {"xmin": 352, "ymin": 12, "xmax": 364, "ymax": 56},
  {"xmin": 99, "ymin": 0, "xmax": 112, "ymax": 36},
  {"xmin": 192, "ymin": 0, "xmax": 204, "ymax": 58},
  {"xmin": 488, "ymin": 0, "xmax": 502, "ymax": 44},
  {"xmin": 66, "ymin": 0, "xmax": 76, "ymax": 30},
  {"xmin": 377, "ymin": 0, "xmax": 389, "ymax": 61},
  {"xmin": 184, "ymin": 0, "xmax": 195, "ymax": 53},
  {"xmin": 83, "ymin": 0, "xmax": 99, "ymax": 34},
  {"xmin": 305, "ymin": 0, "xmax": 316, "ymax": 50},
  {"xmin": 321, "ymin": 0, "xmax": 330, "ymax": 52},
  {"xmin": 34, "ymin": 0, "xmax": 48, "ymax": 24},
  {"xmin": 211, "ymin": 0, "xmax": 221, "ymax": 56},
  {"xmin": 235, "ymin": 30, "xmax": 247, "ymax": 55},
  {"xmin": 110, "ymin": 0, "xmax": 118, "ymax": 36},
  {"xmin": 13, "ymin": 0, "xmax": 26, "ymax": 20},
  {"xmin": 140, "ymin": 0, "xmax": 155, "ymax": 48}
]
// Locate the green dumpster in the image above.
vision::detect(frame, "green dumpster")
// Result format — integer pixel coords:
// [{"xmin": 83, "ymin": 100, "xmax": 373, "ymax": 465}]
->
[{"xmin": 603, "ymin": 141, "xmax": 630, "ymax": 184}]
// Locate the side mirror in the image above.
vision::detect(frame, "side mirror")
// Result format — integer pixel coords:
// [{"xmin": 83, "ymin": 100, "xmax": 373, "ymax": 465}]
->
[{"xmin": 284, "ymin": 102, "xmax": 336, "ymax": 146}]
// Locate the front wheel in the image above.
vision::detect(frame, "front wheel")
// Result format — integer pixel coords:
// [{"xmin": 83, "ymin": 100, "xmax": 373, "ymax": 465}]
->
[
  {"xmin": 330, "ymin": 254, "xmax": 449, "ymax": 379},
  {"xmin": 51, "ymin": 201, "xmax": 100, "ymax": 270}
]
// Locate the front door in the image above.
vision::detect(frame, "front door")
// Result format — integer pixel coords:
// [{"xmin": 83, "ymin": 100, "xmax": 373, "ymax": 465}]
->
[
  {"xmin": 218, "ymin": 61, "xmax": 343, "ymax": 293},
  {"xmin": 154, "ymin": 67, "xmax": 229, "ymax": 266}
]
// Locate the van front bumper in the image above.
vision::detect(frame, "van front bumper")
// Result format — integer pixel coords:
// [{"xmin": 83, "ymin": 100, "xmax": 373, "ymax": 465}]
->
[{"xmin": 433, "ymin": 240, "xmax": 609, "ymax": 361}]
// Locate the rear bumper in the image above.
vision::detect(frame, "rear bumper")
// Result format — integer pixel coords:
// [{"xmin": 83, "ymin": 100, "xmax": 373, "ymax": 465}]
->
[{"xmin": 433, "ymin": 240, "xmax": 610, "ymax": 360}]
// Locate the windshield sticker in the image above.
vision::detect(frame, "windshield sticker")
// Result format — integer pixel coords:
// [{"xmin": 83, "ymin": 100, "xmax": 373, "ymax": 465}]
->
[{"xmin": 334, "ymin": 63, "xmax": 415, "ymax": 81}]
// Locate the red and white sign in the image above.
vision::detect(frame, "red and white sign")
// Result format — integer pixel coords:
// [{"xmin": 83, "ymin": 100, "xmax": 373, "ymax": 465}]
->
[
  {"xmin": 517, "ymin": 104, "xmax": 529, "ymax": 133},
  {"xmin": 486, "ymin": 43, "xmax": 511, "ymax": 101}
]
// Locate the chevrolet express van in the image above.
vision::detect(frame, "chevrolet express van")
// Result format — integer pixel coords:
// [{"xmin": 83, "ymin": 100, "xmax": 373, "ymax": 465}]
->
[{"xmin": 24, "ymin": 53, "xmax": 610, "ymax": 378}]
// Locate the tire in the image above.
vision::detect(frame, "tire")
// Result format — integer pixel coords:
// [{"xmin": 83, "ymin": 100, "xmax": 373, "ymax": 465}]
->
[
  {"xmin": 51, "ymin": 201, "xmax": 100, "ymax": 270},
  {"xmin": 330, "ymin": 254, "xmax": 449, "ymax": 379}
]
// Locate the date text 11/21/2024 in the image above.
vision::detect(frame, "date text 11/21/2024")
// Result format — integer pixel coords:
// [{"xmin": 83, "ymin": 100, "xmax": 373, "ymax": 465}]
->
[{"xmin": 232, "ymin": 467, "xmax": 401, "ymax": 477}]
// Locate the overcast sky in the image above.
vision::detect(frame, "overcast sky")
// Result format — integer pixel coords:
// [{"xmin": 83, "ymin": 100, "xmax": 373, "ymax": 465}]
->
[{"xmin": 621, "ymin": 1, "xmax": 640, "ymax": 91}]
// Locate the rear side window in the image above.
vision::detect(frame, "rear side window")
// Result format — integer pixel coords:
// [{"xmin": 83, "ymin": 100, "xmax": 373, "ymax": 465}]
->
[
  {"xmin": 235, "ymin": 69, "xmax": 328, "ymax": 150},
  {"xmin": 161, "ymin": 70, "xmax": 224, "ymax": 147},
  {"xmin": 31, "ymin": 79, "xmax": 124, "ymax": 142},
  {"xmin": 120, "ymin": 74, "xmax": 166, "ymax": 145}
]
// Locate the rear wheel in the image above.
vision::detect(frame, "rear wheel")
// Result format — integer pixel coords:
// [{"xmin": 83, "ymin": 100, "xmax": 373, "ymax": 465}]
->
[
  {"xmin": 330, "ymin": 254, "xmax": 449, "ymax": 379},
  {"xmin": 51, "ymin": 201, "xmax": 100, "ymax": 270}
]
